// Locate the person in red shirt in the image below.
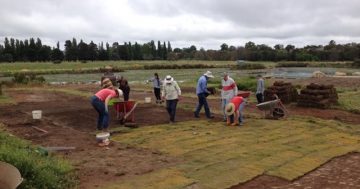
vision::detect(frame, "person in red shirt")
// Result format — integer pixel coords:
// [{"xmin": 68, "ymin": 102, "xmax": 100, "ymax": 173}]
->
[
  {"xmin": 225, "ymin": 96, "xmax": 246, "ymax": 126},
  {"xmin": 91, "ymin": 86, "xmax": 123, "ymax": 131}
]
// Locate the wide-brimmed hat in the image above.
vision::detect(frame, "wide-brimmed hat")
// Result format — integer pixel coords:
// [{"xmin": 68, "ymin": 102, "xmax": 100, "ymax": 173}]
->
[
  {"xmin": 225, "ymin": 103, "xmax": 236, "ymax": 116},
  {"xmin": 165, "ymin": 75, "xmax": 174, "ymax": 84},
  {"xmin": 102, "ymin": 78, "xmax": 113, "ymax": 89},
  {"xmin": 204, "ymin": 71, "xmax": 214, "ymax": 78}
]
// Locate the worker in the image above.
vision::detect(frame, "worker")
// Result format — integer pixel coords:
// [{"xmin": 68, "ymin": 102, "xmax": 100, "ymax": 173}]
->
[
  {"xmin": 194, "ymin": 71, "xmax": 215, "ymax": 119},
  {"xmin": 221, "ymin": 72, "xmax": 238, "ymax": 121},
  {"xmin": 91, "ymin": 86, "xmax": 123, "ymax": 131},
  {"xmin": 119, "ymin": 78, "xmax": 130, "ymax": 101},
  {"xmin": 147, "ymin": 73, "xmax": 162, "ymax": 104},
  {"xmin": 225, "ymin": 96, "xmax": 245, "ymax": 126},
  {"xmin": 256, "ymin": 75, "xmax": 265, "ymax": 104},
  {"xmin": 162, "ymin": 75, "xmax": 181, "ymax": 124}
]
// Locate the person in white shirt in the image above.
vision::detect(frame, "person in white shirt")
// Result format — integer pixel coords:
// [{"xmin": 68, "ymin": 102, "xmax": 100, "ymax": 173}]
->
[
  {"xmin": 221, "ymin": 72, "xmax": 238, "ymax": 121},
  {"xmin": 256, "ymin": 75, "xmax": 265, "ymax": 104},
  {"xmin": 162, "ymin": 75, "xmax": 181, "ymax": 124}
]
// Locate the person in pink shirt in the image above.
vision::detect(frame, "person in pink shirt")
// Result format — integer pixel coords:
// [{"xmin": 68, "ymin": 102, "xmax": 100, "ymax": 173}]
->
[
  {"xmin": 91, "ymin": 87, "xmax": 123, "ymax": 131},
  {"xmin": 225, "ymin": 96, "xmax": 245, "ymax": 126}
]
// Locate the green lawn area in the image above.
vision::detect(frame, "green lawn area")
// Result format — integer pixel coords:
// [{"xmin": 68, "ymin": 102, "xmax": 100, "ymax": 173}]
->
[
  {"xmin": 0, "ymin": 125, "xmax": 75, "ymax": 188},
  {"xmin": 109, "ymin": 118, "xmax": 360, "ymax": 189},
  {"xmin": 0, "ymin": 94, "xmax": 15, "ymax": 104},
  {"xmin": 337, "ymin": 90, "xmax": 360, "ymax": 113},
  {"xmin": 0, "ymin": 60, "xmax": 234, "ymax": 74}
]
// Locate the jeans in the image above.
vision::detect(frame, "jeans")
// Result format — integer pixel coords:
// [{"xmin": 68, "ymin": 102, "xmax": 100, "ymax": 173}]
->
[
  {"xmin": 154, "ymin": 88, "xmax": 161, "ymax": 101},
  {"xmin": 238, "ymin": 101, "xmax": 246, "ymax": 123},
  {"xmin": 166, "ymin": 99, "xmax": 178, "ymax": 122},
  {"xmin": 91, "ymin": 96, "xmax": 109, "ymax": 130},
  {"xmin": 221, "ymin": 98, "xmax": 228, "ymax": 120},
  {"xmin": 256, "ymin": 93, "xmax": 264, "ymax": 104},
  {"xmin": 194, "ymin": 93, "xmax": 211, "ymax": 118}
]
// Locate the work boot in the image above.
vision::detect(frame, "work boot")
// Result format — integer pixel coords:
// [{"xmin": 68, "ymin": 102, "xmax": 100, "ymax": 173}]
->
[
  {"xmin": 194, "ymin": 112, "xmax": 200, "ymax": 118},
  {"xmin": 207, "ymin": 115, "xmax": 215, "ymax": 119}
]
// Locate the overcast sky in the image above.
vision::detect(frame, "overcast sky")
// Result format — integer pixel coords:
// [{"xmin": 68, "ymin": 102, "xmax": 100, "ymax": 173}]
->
[{"xmin": 1, "ymin": 0, "xmax": 360, "ymax": 49}]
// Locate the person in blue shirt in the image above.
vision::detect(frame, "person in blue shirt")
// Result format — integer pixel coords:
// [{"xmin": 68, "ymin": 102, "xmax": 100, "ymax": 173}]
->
[{"xmin": 194, "ymin": 71, "xmax": 215, "ymax": 119}]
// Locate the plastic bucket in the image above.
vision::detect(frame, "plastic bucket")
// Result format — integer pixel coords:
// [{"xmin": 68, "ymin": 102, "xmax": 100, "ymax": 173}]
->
[
  {"xmin": 0, "ymin": 161, "xmax": 23, "ymax": 189},
  {"xmin": 145, "ymin": 97, "xmax": 151, "ymax": 103},
  {"xmin": 32, "ymin": 110, "xmax": 42, "ymax": 119}
]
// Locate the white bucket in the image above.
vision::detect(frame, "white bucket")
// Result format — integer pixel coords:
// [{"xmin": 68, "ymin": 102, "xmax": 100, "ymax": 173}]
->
[
  {"xmin": 0, "ymin": 161, "xmax": 23, "ymax": 189},
  {"xmin": 145, "ymin": 97, "xmax": 151, "ymax": 103},
  {"xmin": 32, "ymin": 110, "xmax": 42, "ymax": 119}
]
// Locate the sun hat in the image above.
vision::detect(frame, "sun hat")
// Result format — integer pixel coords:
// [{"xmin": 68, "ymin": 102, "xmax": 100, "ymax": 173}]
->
[
  {"xmin": 225, "ymin": 103, "xmax": 236, "ymax": 116},
  {"xmin": 102, "ymin": 78, "xmax": 113, "ymax": 89},
  {"xmin": 204, "ymin": 71, "xmax": 214, "ymax": 78},
  {"xmin": 165, "ymin": 75, "xmax": 174, "ymax": 84}
]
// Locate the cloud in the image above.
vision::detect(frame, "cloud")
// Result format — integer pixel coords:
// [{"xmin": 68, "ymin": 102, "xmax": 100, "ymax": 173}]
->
[{"xmin": 0, "ymin": 0, "xmax": 360, "ymax": 49}]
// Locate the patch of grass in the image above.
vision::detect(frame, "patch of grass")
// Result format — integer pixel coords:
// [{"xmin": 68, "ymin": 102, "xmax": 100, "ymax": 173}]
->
[
  {"xmin": 276, "ymin": 62, "xmax": 309, "ymax": 67},
  {"xmin": 0, "ymin": 61, "xmax": 233, "ymax": 76},
  {"xmin": 0, "ymin": 127, "xmax": 76, "ymax": 189},
  {"xmin": 235, "ymin": 63, "xmax": 266, "ymax": 70},
  {"xmin": 0, "ymin": 94, "xmax": 16, "ymax": 105},
  {"xmin": 111, "ymin": 118, "xmax": 360, "ymax": 189},
  {"xmin": 337, "ymin": 90, "xmax": 360, "ymax": 114}
]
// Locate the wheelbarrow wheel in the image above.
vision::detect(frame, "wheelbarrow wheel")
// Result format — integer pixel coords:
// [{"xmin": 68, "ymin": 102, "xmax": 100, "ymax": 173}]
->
[{"xmin": 272, "ymin": 108, "xmax": 285, "ymax": 119}]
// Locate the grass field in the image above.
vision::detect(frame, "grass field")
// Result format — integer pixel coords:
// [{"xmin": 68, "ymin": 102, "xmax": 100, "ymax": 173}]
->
[
  {"xmin": 109, "ymin": 118, "xmax": 360, "ymax": 189},
  {"xmin": 337, "ymin": 90, "xmax": 360, "ymax": 113},
  {"xmin": 0, "ymin": 124, "xmax": 76, "ymax": 188},
  {"xmin": 0, "ymin": 60, "xmax": 234, "ymax": 74}
]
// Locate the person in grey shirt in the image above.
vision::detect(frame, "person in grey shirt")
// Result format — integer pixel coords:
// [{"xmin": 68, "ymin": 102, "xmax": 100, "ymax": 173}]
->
[{"xmin": 256, "ymin": 75, "xmax": 265, "ymax": 104}]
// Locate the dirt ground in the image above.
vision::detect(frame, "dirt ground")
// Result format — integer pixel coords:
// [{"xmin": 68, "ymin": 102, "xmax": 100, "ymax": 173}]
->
[
  {"xmin": 0, "ymin": 90, "xmax": 197, "ymax": 189},
  {"xmin": 1, "ymin": 82, "xmax": 360, "ymax": 188}
]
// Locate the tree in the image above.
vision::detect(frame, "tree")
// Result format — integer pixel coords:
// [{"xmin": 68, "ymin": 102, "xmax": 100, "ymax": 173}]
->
[
  {"xmin": 78, "ymin": 40, "xmax": 89, "ymax": 60},
  {"xmin": 157, "ymin": 40, "xmax": 162, "ymax": 59},
  {"xmin": 167, "ymin": 41, "xmax": 172, "ymax": 52},
  {"xmin": 162, "ymin": 41, "xmax": 167, "ymax": 60},
  {"xmin": 88, "ymin": 41, "xmax": 98, "ymax": 61},
  {"xmin": 220, "ymin": 43, "xmax": 229, "ymax": 51}
]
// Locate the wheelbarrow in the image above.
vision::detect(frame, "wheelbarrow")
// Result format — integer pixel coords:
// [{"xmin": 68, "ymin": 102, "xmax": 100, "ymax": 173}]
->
[
  {"xmin": 113, "ymin": 101, "xmax": 138, "ymax": 126},
  {"xmin": 256, "ymin": 96, "xmax": 288, "ymax": 119}
]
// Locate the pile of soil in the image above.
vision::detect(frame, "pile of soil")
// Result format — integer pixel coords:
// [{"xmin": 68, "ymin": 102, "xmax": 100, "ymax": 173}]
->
[
  {"xmin": 264, "ymin": 81, "xmax": 298, "ymax": 104},
  {"xmin": 297, "ymin": 83, "xmax": 338, "ymax": 109}
]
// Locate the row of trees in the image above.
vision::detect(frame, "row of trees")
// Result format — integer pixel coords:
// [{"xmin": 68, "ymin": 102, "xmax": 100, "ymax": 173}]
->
[{"xmin": 0, "ymin": 37, "xmax": 360, "ymax": 62}]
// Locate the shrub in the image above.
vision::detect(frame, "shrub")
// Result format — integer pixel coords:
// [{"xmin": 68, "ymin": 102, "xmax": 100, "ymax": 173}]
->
[
  {"xmin": 353, "ymin": 58, "xmax": 360, "ymax": 67},
  {"xmin": 235, "ymin": 63, "xmax": 266, "ymax": 70},
  {"xmin": 12, "ymin": 73, "xmax": 46, "ymax": 84},
  {"xmin": 143, "ymin": 64, "xmax": 215, "ymax": 70},
  {"xmin": 276, "ymin": 62, "xmax": 308, "ymax": 67},
  {"xmin": 0, "ymin": 132, "xmax": 76, "ymax": 189},
  {"xmin": 236, "ymin": 77, "xmax": 258, "ymax": 91}
]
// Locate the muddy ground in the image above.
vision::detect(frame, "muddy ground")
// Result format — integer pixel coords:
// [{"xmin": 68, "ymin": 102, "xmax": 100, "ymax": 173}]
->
[{"xmin": 1, "ymin": 79, "xmax": 360, "ymax": 188}]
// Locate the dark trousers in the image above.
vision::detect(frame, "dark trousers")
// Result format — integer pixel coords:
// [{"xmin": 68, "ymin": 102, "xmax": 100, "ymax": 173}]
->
[
  {"xmin": 194, "ymin": 93, "xmax": 211, "ymax": 118},
  {"xmin": 256, "ymin": 93, "xmax": 264, "ymax": 104},
  {"xmin": 91, "ymin": 96, "xmax": 109, "ymax": 130},
  {"xmin": 154, "ymin": 88, "xmax": 161, "ymax": 100},
  {"xmin": 166, "ymin": 99, "xmax": 178, "ymax": 122}
]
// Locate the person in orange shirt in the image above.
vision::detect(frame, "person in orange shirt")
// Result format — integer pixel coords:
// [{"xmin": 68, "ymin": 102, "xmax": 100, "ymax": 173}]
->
[
  {"xmin": 225, "ymin": 96, "xmax": 246, "ymax": 126},
  {"xmin": 91, "ymin": 86, "xmax": 123, "ymax": 131}
]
